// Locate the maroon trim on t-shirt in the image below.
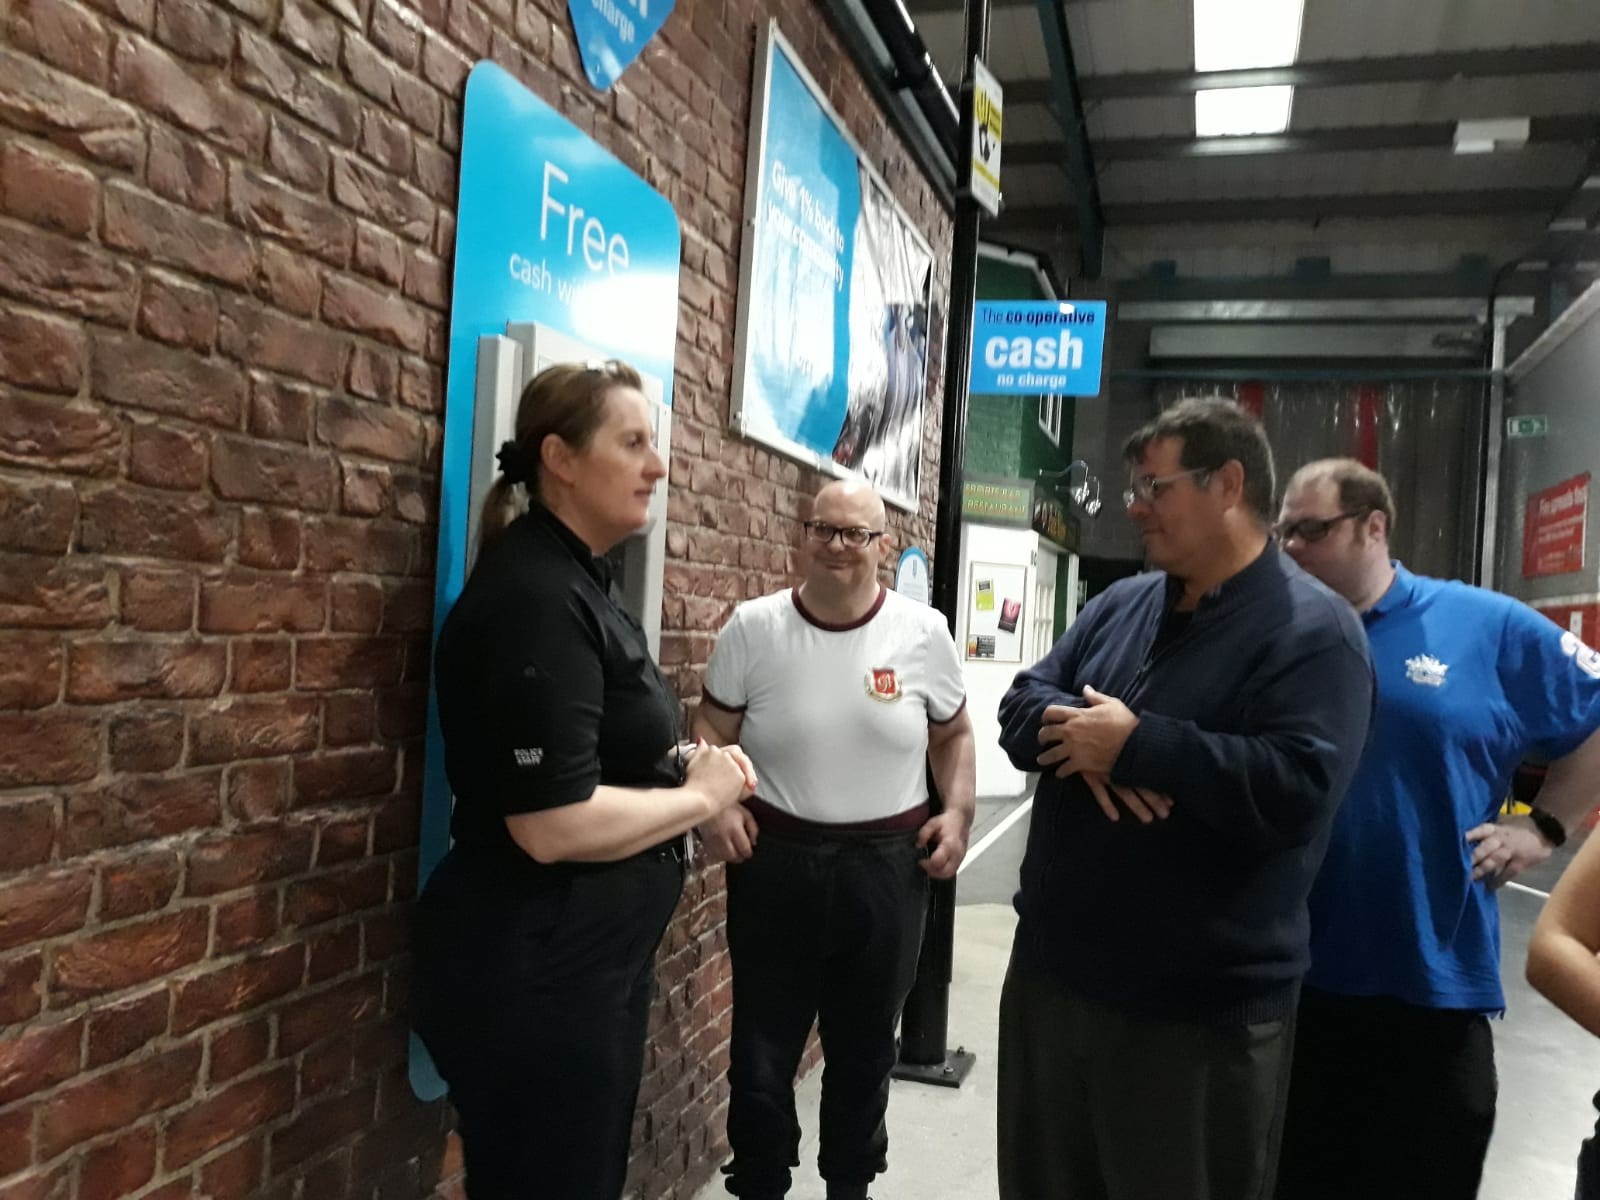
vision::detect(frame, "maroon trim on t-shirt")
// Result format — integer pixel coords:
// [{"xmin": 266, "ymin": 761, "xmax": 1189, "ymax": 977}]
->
[
  {"xmin": 746, "ymin": 795, "xmax": 929, "ymax": 835},
  {"xmin": 700, "ymin": 687, "xmax": 746, "ymax": 714},
  {"xmin": 929, "ymin": 696, "xmax": 969, "ymax": 726},
  {"xmin": 791, "ymin": 585, "xmax": 887, "ymax": 632}
]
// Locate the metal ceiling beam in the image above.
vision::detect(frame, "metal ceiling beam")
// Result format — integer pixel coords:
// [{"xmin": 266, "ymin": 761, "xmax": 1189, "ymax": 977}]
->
[
  {"xmin": 1004, "ymin": 115, "xmax": 1600, "ymax": 166},
  {"xmin": 1031, "ymin": 0, "xmax": 1103, "ymax": 278},
  {"xmin": 982, "ymin": 45, "xmax": 1600, "ymax": 105},
  {"xmin": 999, "ymin": 188, "xmax": 1567, "ymax": 229}
]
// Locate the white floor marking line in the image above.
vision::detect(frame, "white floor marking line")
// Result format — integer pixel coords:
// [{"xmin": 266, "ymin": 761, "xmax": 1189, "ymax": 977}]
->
[{"xmin": 1505, "ymin": 880, "xmax": 1552, "ymax": 900}]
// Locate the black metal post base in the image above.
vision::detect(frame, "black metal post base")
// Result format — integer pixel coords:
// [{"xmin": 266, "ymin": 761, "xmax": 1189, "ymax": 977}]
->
[{"xmin": 891, "ymin": 1046, "xmax": 976, "ymax": 1088}]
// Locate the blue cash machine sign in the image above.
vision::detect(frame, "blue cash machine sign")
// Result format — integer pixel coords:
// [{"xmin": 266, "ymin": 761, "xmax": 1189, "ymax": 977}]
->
[
  {"xmin": 968, "ymin": 300, "xmax": 1108, "ymax": 397},
  {"xmin": 414, "ymin": 59, "xmax": 681, "ymax": 1101},
  {"xmin": 568, "ymin": 0, "xmax": 675, "ymax": 90}
]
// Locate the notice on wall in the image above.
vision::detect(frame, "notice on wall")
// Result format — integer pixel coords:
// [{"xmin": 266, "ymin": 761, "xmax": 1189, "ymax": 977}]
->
[
  {"xmin": 967, "ymin": 561, "xmax": 1026, "ymax": 662},
  {"xmin": 730, "ymin": 23, "xmax": 934, "ymax": 512},
  {"xmin": 1523, "ymin": 472, "xmax": 1590, "ymax": 578}
]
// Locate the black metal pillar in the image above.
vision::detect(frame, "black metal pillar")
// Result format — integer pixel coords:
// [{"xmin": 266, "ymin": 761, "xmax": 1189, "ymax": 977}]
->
[{"xmin": 892, "ymin": 0, "xmax": 988, "ymax": 1091}]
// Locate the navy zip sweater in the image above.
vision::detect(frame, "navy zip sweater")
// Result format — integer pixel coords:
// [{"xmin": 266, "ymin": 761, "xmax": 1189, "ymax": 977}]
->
[{"xmin": 999, "ymin": 542, "xmax": 1374, "ymax": 1025}]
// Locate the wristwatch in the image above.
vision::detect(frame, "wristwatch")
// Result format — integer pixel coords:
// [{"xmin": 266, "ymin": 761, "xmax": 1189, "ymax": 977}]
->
[{"xmin": 1528, "ymin": 806, "xmax": 1567, "ymax": 848}]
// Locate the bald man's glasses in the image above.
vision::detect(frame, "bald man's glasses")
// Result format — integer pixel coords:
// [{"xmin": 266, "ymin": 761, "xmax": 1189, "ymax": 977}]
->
[
  {"xmin": 802, "ymin": 521, "xmax": 883, "ymax": 548},
  {"xmin": 1275, "ymin": 511, "xmax": 1366, "ymax": 544}
]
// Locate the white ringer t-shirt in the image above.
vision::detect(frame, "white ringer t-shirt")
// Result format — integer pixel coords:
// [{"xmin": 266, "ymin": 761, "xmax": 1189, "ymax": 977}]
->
[{"xmin": 702, "ymin": 586, "xmax": 967, "ymax": 824}]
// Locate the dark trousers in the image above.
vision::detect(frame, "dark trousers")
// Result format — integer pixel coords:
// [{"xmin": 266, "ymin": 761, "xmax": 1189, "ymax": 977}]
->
[
  {"xmin": 1275, "ymin": 987, "xmax": 1497, "ymax": 1200},
  {"xmin": 412, "ymin": 848, "xmax": 684, "ymax": 1200},
  {"xmin": 997, "ymin": 943, "xmax": 1295, "ymax": 1200},
  {"xmin": 1578, "ymin": 1092, "xmax": 1600, "ymax": 1200},
  {"xmin": 722, "ymin": 828, "xmax": 927, "ymax": 1198}
]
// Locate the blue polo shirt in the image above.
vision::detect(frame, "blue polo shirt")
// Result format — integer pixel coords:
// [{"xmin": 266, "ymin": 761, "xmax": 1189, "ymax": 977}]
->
[{"xmin": 1305, "ymin": 563, "xmax": 1600, "ymax": 1012}]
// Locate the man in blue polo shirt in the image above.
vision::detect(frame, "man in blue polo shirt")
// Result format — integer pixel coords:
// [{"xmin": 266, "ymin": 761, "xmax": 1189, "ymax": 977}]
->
[{"xmin": 1273, "ymin": 457, "xmax": 1600, "ymax": 1200}]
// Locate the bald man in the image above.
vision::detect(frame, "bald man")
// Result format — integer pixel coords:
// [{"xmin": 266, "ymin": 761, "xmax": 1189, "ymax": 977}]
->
[{"xmin": 694, "ymin": 480, "xmax": 976, "ymax": 1200}]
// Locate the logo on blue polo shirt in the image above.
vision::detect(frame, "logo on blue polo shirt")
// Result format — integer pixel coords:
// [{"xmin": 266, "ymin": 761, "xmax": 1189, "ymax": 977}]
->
[{"xmin": 1404, "ymin": 653, "xmax": 1449, "ymax": 687}]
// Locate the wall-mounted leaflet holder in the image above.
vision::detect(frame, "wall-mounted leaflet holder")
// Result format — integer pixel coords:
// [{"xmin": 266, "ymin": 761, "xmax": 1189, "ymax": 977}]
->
[{"xmin": 469, "ymin": 320, "xmax": 673, "ymax": 657}]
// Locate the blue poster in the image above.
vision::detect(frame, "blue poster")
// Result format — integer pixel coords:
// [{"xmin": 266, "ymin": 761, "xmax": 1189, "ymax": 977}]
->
[
  {"xmin": 414, "ymin": 60, "xmax": 680, "ymax": 1101},
  {"xmin": 733, "ymin": 25, "xmax": 932, "ymax": 511},
  {"xmin": 568, "ymin": 0, "xmax": 674, "ymax": 90},
  {"xmin": 968, "ymin": 300, "xmax": 1108, "ymax": 397}
]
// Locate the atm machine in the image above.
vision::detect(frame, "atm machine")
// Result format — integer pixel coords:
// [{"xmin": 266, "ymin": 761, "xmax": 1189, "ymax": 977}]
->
[{"xmin": 468, "ymin": 320, "xmax": 672, "ymax": 654}]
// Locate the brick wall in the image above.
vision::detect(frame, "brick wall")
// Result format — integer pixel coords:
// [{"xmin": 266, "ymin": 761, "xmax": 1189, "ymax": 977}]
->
[{"xmin": 0, "ymin": 1, "xmax": 953, "ymax": 1198}]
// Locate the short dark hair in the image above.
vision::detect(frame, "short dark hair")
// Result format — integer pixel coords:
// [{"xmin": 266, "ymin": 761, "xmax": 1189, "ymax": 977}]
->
[
  {"xmin": 1122, "ymin": 397, "xmax": 1276, "ymax": 520},
  {"xmin": 1287, "ymin": 458, "xmax": 1397, "ymax": 536}
]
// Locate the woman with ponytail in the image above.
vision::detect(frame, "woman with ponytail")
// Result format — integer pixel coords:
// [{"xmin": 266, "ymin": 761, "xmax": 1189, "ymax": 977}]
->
[{"xmin": 414, "ymin": 361, "xmax": 757, "ymax": 1198}]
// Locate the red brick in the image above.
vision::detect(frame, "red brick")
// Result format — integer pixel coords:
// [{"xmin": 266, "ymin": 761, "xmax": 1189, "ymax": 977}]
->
[
  {"xmin": 128, "ymin": 420, "xmax": 209, "ymax": 487},
  {"xmin": 284, "ymin": 860, "xmax": 388, "ymax": 928},
  {"xmin": 62, "ymin": 773, "xmax": 221, "ymax": 854},
  {"xmin": 109, "ymin": 710, "xmax": 185, "ymax": 772},
  {"xmin": 0, "ymin": 713, "xmax": 98, "ymax": 787},
  {"xmin": 0, "ymin": 873, "xmax": 91, "ymax": 957},
  {"xmin": 0, "ymin": 45, "xmax": 143, "ymax": 170},
  {"xmin": 102, "ymin": 180, "xmax": 253, "ymax": 288},
  {"xmin": 370, "ymin": 791, "xmax": 418, "ymax": 856},
  {"xmin": 190, "ymin": 696, "xmax": 320, "ymax": 765},
  {"xmin": 0, "ymin": 308, "xmax": 84, "ymax": 394},
  {"xmin": 0, "ymin": 1162, "xmax": 69, "ymax": 1200},
  {"xmin": 0, "ymin": 1104, "xmax": 33, "ymax": 1176},
  {"xmin": 0, "ymin": 140, "xmax": 97, "ymax": 235},
  {"xmin": 389, "ymin": 470, "xmax": 434, "ymax": 525},
  {"xmin": 146, "ymin": 121, "xmax": 225, "ymax": 214},
  {"xmin": 225, "ymin": 760, "xmax": 290, "ymax": 822},
  {"xmin": 317, "ymin": 396, "xmax": 424, "ymax": 463},
  {"xmin": 186, "ymin": 824, "xmax": 315, "ymax": 896},
  {"xmin": 119, "ymin": 567, "xmax": 196, "ymax": 632},
  {"xmin": 321, "ymin": 273, "xmax": 428, "ymax": 353},
  {"xmin": 346, "ymin": 346, "xmax": 398, "ymax": 404},
  {"xmin": 8, "ymin": 0, "xmax": 111, "ymax": 82},
  {"xmin": 315, "ymin": 814, "xmax": 370, "ymax": 866},
  {"xmin": 165, "ymin": 1068, "xmax": 297, "ymax": 1171},
  {"xmin": 78, "ymin": 486, "xmax": 230, "ymax": 564},
  {"xmin": 217, "ymin": 295, "xmax": 347, "ymax": 388},
  {"xmin": 254, "ymin": 239, "xmax": 322, "ymax": 319},
  {"xmin": 0, "ymin": 393, "xmax": 121, "ymax": 479},
  {"xmin": 137, "ymin": 271, "xmax": 218, "ymax": 351},
  {"xmin": 98, "ymin": 849, "xmax": 182, "ymax": 920},
  {"xmin": 51, "ymin": 907, "xmax": 208, "ymax": 1001},
  {"xmin": 403, "ymin": 246, "xmax": 450, "ymax": 309},
  {"xmin": 292, "ymin": 747, "xmax": 396, "ymax": 809},
  {"xmin": 200, "ymin": 576, "xmax": 326, "ymax": 634},
  {"xmin": 412, "ymin": 140, "xmax": 455, "ymax": 208},
  {"xmin": 269, "ymin": 1080, "xmax": 375, "ymax": 1173},
  {"xmin": 238, "ymin": 508, "xmax": 301, "ymax": 570},
  {"xmin": 397, "ymin": 358, "xmax": 442, "ymax": 413},
  {"xmin": 85, "ymin": 988, "xmax": 169, "ymax": 1067},
  {"xmin": 279, "ymin": 0, "xmax": 342, "ymax": 66},
  {"xmin": 369, "ymin": 0, "xmax": 419, "ymax": 66},
  {"xmin": 0, "ymin": 954, "xmax": 44, "ymax": 1025},
  {"xmin": 361, "ymin": 909, "xmax": 408, "ymax": 966},
  {"xmin": 91, "ymin": 332, "xmax": 245, "ymax": 429},
  {"xmin": 341, "ymin": 33, "xmax": 398, "ymax": 110},
  {"xmin": 206, "ymin": 1017, "xmax": 271, "ymax": 1085},
  {"xmin": 0, "ymin": 1016, "xmax": 82, "ymax": 1106},
  {"xmin": 298, "ymin": 1033, "xmax": 354, "ymax": 1098},
  {"xmin": 213, "ymin": 890, "xmax": 279, "ymax": 954},
  {"xmin": 198, "ymin": 1135, "xmax": 265, "ymax": 1199},
  {"xmin": 37, "ymin": 1044, "xmax": 200, "ymax": 1158},
  {"xmin": 228, "ymin": 162, "xmax": 353, "ymax": 267},
  {"xmin": 294, "ymin": 637, "xmax": 404, "ymax": 691},
  {"xmin": 361, "ymin": 108, "xmax": 413, "ymax": 176},
  {"xmin": 331, "ymin": 154, "xmax": 432, "ymax": 245},
  {"xmin": 329, "ymin": 581, "xmax": 382, "ymax": 634},
  {"xmin": 79, "ymin": 1126, "xmax": 157, "ymax": 1200},
  {"xmin": 267, "ymin": 115, "xmax": 330, "ymax": 192},
  {"xmin": 210, "ymin": 437, "xmax": 334, "ymax": 510},
  {"xmin": 323, "ymin": 691, "xmax": 376, "ymax": 745},
  {"xmin": 305, "ymin": 516, "xmax": 418, "ymax": 576},
  {"xmin": 67, "ymin": 638, "xmax": 226, "ymax": 702},
  {"xmin": 248, "ymin": 375, "xmax": 316, "ymax": 443},
  {"xmin": 236, "ymin": 28, "xmax": 360, "ymax": 146},
  {"xmin": 153, "ymin": 0, "xmax": 232, "ymax": 64},
  {"xmin": 0, "ymin": 799, "xmax": 55, "ymax": 871},
  {"xmin": 306, "ymin": 924, "xmax": 360, "ymax": 983},
  {"xmin": 279, "ymin": 972, "xmax": 381, "ymax": 1054},
  {"xmin": 0, "ymin": 633, "xmax": 63, "ymax": 707},
  {"xmin": 340, "ymin": 460, "xmax": 389, "ymax": 515},
  {"xmin": 353, "ymin": 220, "xmax": 405, "ymax": 286},
  {"xmin": 112, "ymin": 32, "xmax": 264, "ymax": 152},
  {"xmin": 171, "ymin": 946, "xmax": 304, "ymax": 1035},
  {"xmin": 231, "ymin": 638, "xmax": 291, "ymax": 693}
]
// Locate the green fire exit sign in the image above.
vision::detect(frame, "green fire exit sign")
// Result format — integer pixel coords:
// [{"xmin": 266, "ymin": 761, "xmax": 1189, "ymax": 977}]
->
[{"xmin": 1506, "ymin": 415, "xmax": 1549, "ymax": 439}]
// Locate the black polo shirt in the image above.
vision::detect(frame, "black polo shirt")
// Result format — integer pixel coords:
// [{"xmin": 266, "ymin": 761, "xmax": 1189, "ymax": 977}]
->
[{"xmin": 433, "ymin": 504, "xmax": 683, "ymax": 864}]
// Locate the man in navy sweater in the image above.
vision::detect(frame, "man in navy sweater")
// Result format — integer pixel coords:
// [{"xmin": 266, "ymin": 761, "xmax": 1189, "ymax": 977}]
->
[{"xmin": 996, "ymin": 398, "xmax": 1375, "ymax": 1200}]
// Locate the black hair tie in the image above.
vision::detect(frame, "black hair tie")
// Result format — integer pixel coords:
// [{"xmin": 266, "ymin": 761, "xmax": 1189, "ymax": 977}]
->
[{"xmin": 495, "ymin": 440, "xmax": 534, "ymax": 486}]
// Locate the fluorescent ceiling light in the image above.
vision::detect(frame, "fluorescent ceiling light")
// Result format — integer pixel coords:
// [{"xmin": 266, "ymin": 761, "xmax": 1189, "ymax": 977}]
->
[
  {"xmin": 1193, "ymin": 0, "xmax": 1305, "ymax": 71},
  {"xmin": 1452, "ymin": 117, "xmax": 1530, "ymax": 154},
  {"xmin": 1196, "ymin": 86, "xmax": 1294, "ymax": 136}
]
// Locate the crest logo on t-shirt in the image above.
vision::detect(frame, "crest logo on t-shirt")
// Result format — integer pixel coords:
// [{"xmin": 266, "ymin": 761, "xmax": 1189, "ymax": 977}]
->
[
  {"xmin": 1404, "ymin": 654, "xmax": 1449, "ymax": 688},
  {"xmin": 865, "ymin": 668, "xmax": 902, "ymax": 702}
]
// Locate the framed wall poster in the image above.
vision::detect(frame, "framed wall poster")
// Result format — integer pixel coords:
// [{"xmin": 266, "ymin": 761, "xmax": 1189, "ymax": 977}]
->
[
  {"xmin": 966, "ymin": 561, "xmax": 1027, "ymax": 662},
  {"xmin": 729, "ymin": 22, "xmax": 935, "ymax": 512}
]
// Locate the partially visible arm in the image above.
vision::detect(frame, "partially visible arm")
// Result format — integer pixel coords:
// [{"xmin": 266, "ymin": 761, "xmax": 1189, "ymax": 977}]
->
[
  {"xmin": 693, "ymin": 701, "xmax": 744, "ymax": 747},
  {"xmin": 692, "ymin": 691, "xmax": 761, "ymax": 863},
  {"xmin": 1533, "ymin": 726, "xmax": 1600, "ymax": 829},
  {"xmin": 1468, "ymin": 727, "xmax": 1600, "ymax": 882},
  {"xmin": 920, "ymin": 706, "xmax": 976, "ymax": 878},
  {"xmin": 1527, "ymin": 826, "xmax": 1600, "ymax": 1038},
  {"xmin": 997, "ymin": 619, "xmax": 1091, "ymax": 772}
]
